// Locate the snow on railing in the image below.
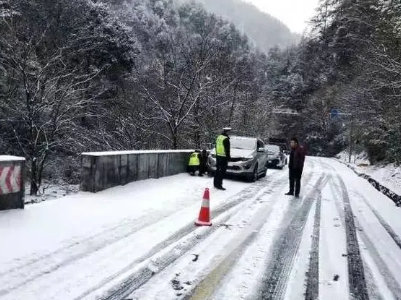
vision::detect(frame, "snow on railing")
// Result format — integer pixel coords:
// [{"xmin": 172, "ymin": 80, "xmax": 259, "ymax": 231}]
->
[
  {"xmin": 82, "ymin": 149, "xmax": 194, "ymax": 156},
  {"xmin": 0, "ymin": 155, "xmax": 25, "ymax": 162}
]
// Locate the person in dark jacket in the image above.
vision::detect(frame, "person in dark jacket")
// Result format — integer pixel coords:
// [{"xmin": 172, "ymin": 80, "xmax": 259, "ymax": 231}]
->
[
  {"xmin": 285, "ymin": 137, "xmax": 306, "ymax": 198},
  {"xmin": 214, "ymin": 127, "xmax": 231, "ymax": 190},
  {"xmin": 199, "ymin": 149, "xmax": 208, "ymax": 176}
]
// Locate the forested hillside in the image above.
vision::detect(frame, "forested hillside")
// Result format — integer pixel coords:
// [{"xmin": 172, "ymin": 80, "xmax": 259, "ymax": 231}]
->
[
  {"xmin": 271, "ymin": 0, "xmax": 401, "ymax": 164},
  {"xmin": 0, "ymin": 0, "xmax": 279, "ymax": 193},
  {"xmin": 1, "ymin": 0, "xmax": 400, "ymax": 195},
  {"xmin": 180, "ymin": 0, "xmax": 300, "ymax": 51}
]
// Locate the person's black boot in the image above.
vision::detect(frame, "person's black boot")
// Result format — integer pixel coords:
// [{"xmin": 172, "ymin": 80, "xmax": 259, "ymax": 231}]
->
[
  {"xmin": 216, "ymin": 186, "xmax": 226, "ymax": 191},
  {"xmin": 285, "ymin": 192, "xmax": 294, "ymax": 196}
]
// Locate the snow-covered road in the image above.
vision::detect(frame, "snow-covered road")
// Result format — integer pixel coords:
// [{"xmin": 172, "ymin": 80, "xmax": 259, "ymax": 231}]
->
[{"xmin": 1, "ymin": 157, "xmax": 401, "ymax": 300}]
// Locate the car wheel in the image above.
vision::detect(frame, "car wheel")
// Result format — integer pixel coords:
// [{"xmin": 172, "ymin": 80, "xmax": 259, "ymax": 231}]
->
[
  {"xmin": 248, "ymin": 164, "xmax": 259, "ymax": 182},
  {"xmin": 260, "ymin": 165, "xmax": 267, "ymax": 178}
]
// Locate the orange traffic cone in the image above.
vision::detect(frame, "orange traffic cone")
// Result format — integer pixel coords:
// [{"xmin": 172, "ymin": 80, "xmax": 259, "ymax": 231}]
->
[{"xmin": 195, "ymin": 188, "xmax": 212, "ymax": 226}]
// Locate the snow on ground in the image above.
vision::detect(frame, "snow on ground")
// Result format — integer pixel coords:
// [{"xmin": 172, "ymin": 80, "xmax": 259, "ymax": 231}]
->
[
  {"xmin": 0, "ymin": 172, "xmax": 254, "ymax": 300},
  {"xmin": 128, "ymin": 161, "xmax": 321, "ymax": 300},
  {"xmin": 356, "ymin": 164, "xmax": 401, "ymax": 196},
  {"xmin": 1, "ymin": 157, "xmax": 401, "ymax": 300},
  {"xmin": 321, "ymin": 158, "xmax": 401, "ymax": 238},
  {"xmin": 208, "ymin": 195, "xmax": 290, "ymax": 300},
  {"xmin": 337, "ymin": 150, "xmax": 401, "ymax": 196},
  {"xmin": 322, "ymin": 158, "xmax": 401, "ymax": 299},
  {"xmin": 129, "ymin": 169, "xmax": 292, "ymax": 300},
  {"xmin": 0, "ymin": 173, "xmax": 247, "ymax": 267},
  {"xmin": 319, "ymin": 182, "xmax": 349, "ymax": 300},
  {"xmin": 283, "ymin": 201, "xmax": 318, "ymax": 300},
  {"xmin": 24, "ymin": 181, "xmax": 80, "ymax": 204},
  {"xmin": 336, "ymin": 150, "xmax": 371, "ymax": 166}
]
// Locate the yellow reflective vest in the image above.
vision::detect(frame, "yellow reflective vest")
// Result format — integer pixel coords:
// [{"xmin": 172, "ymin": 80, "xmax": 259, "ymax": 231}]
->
[
  {"xmin": 188, "ymin": 152, "xmax": 200, "ymax": 166},
  {"xmin": 216, "ymin": 135, "xmax": 227, "ymax": 157}
]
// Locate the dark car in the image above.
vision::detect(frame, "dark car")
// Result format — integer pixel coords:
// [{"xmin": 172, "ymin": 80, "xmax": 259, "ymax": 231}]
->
[{"xmin": 266, "ymin": 144, "xmax": 287, "ymax": 169}]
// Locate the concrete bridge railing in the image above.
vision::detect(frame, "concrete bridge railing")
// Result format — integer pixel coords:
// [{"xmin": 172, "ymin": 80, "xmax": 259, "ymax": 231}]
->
[{"xmin": 80, "ymin": 150, "xmax": 193, "ymax": 193}]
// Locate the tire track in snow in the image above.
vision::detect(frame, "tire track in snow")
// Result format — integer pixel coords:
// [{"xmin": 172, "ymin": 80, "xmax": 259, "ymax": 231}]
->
[
  {"xmin": 181, "ymin": 178, "xmax": 292, "ymax": 300},
  {"xmin": 356, "ymin": 193, "xmax": 401, "ymax": 250},
  {"xmin": 0, "ymin": 214, "xmax": 157, "ymax": 278},
  {"xmin": 129, "ymin": 163, "xmax": 317, "ymax": 300},
  {"xmin": 327, "ymin": 159, "xmax": 401, "ymax": 299},
  {"xmin": 362, "ymin": 258, "xmax": 386, "ymax": 300},
  {"xmin": 357, "ymin": 224, "xmax": 401, "ymax": 300},
  {"xmin": 169, "ymin": 159, "xmax": 312, "ymax": 300},
  {"xmin": 95, "ymin": 213, "xmax": 232, "ymax": 300},
  {"xmin": 330, "ymin": 179, "xmax": 382, "ymax": 300},
  {"xmin": 0, "ymin": 172, "xmax": 282, "ymax": 282},
  {"xmin": 331, "ymin": 177, "xmax": 401, "ymax": 300},
  {"xmin": 131, "ymin": 161, "xmax": 316, "ymax": 300},
  {"xmin": 257, "ymin": 174, "xmax": 327, "ymax": 300},
  {"xmin": 0, "ymin": 175, "xmax": 281, "ymax": 298},
  {"xmin": 304, "ymin": 181, "xmax": 322, "ymax": 300},
  {"xmin": 310, "ymin": 159, "xmax": 399, "ymax": 299},
  {"xmin": 336, "ymin": 175, "xmax": 370, "ymax": 300},
  {"xmin": 322, "ymin": 158, "xmax": 401, "ymax": 249},
  {"xmin": 334, "ymin": 188, "xmax": 401, "ymax": 299},
  {"xmin": 73, "ymin": 172, "xmax": 289, "ymax": 300},
  {"xmin": 0, "ymin": 213, "xmax": 165, "ymax": 297}
]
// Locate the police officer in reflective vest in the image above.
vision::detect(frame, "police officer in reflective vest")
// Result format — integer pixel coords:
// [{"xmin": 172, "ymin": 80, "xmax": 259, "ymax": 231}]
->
[
  {"xmin": 187, "ymin": 151, "xmax": 201, "ymax": 176},
  {"xmin": 214, "ymin": 127, "xmax": 231, "ymax": 190}
]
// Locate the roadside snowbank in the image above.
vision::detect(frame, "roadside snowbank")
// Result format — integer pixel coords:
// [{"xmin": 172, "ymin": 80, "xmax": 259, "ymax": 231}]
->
[
  {"xmin": 336, "ymin": 151, "xmax": 401, "ymax": 205},
  {"xmin": 355, "ymin": 164, "xmax": 401, "ymax": 196}
]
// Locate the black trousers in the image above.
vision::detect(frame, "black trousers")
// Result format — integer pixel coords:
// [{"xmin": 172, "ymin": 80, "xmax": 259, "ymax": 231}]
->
[
  {"xmin": 199, "ymin": 163, "xmax": 207, "ymax": 175},
  {"xmin": 289, "ymin": 168, "xmax": 302, "ymax": 196},
  {"xmin": 214, "ymin": 156, "xmax": 228, "ymax": 188},
  {"xmin": 187, "ymin": 165, "xmax": 199, "ymax": 175}
]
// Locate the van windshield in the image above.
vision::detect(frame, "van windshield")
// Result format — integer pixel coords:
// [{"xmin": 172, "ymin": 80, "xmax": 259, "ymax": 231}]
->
[{"xmin": 230, "ymin": 137, "xmax": 257, "ymax": 150}]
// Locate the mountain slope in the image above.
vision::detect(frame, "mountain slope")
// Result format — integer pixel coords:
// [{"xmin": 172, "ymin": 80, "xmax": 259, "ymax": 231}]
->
[{"xmin": 181, "ymin": 0, "xmax": 299, "ymax": 52}]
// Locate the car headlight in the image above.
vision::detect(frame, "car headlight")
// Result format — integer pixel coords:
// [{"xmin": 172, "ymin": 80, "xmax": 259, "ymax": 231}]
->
[
  {"xmin": 240, "ymin": 157, "xmax": 254, "ymax": 167},
  {"xmin": 243, "ymin": 160, "xmax": 254, "ymax": 169}
]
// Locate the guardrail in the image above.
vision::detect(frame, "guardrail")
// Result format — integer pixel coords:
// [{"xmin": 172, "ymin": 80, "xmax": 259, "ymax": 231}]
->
[
  {"xmin": 0, "ymin": 156, "xmax": 25, "ymax": 211},
  {"xmin": 80, "ymin": 150, "xmax": 193, "ymax": 193}
]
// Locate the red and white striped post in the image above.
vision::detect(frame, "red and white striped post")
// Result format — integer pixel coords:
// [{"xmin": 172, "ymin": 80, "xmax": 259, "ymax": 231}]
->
[{"xmin": 0, "ymin": 156, "xmax": 25, "ymax": 211}]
